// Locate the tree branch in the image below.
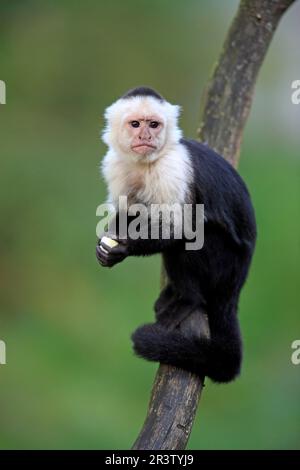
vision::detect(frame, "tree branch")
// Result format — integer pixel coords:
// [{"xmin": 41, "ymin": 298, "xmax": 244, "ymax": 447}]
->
[
  {"xmin": 198, "ymin": 0, "xmax": 296, "ymax": 166},
  {"xmin": 132, "ymin": 0, "xmax": 297, "ymax": 451}
]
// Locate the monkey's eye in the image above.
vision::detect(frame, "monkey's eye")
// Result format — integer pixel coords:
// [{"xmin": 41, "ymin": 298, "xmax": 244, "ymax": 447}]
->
[
  {"xmin": 149, "ymin": 121, "xmax": 160, "ymax": 129},
  {"xmin": 130, "ymin": 121, "xmax": 140, "ymax": 128}
]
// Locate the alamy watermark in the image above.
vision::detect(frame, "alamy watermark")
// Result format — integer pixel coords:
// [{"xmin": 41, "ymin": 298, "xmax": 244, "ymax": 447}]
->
[
  {"xmin": 96, "ymin": 196, "xmax": 205, "ymax": 250},
  {"xmin": 0, "ymin": 340, "xmax": 6, "ymax": 365},
  {"xmin": 0, "ymin": 80, "xmax": 6, "ymax": 104},
  {"xmin": 291, "ymin": 340, "xmax": 300, "ymax": 365},
  {"xmin": 291, "ymin": 80, "xmax": 300, "ymax": 105}
]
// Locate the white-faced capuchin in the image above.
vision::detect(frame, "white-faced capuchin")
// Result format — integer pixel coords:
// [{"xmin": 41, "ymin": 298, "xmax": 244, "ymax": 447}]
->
[{"xmin": 96, "ymin": 87, "xmax": 256, "ymax": 383}]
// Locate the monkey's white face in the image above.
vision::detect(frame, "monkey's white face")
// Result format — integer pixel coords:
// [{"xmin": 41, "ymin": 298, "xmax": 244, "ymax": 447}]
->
[{"xmin": 102, "ymin": 96, "xmax": 182, "ymax": 163}]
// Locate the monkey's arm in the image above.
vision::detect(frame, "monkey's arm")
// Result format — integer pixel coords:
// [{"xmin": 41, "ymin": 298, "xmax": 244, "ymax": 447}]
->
[
  {"xmin": 96, "ymin": 213, "xmax": 184, "ymax": 268},
  {"xmin": 96, "ymin": 231, "xmax": 184, "ymax": 268}
]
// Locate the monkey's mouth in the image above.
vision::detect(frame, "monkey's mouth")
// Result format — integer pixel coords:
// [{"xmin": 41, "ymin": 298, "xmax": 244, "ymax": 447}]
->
[
  {"xmin": 132, "ymin": 144, "xmax": 156, "ymax": 150},
  {"xmin": 132, "ymin": 144, "xmax": 157, "ymax": 154}
]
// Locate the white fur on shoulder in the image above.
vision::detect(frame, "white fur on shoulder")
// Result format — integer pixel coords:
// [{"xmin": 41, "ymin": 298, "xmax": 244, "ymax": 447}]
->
[{"xmin": 101, "ymin": 143, "xmax": 193, "ymax": 208}]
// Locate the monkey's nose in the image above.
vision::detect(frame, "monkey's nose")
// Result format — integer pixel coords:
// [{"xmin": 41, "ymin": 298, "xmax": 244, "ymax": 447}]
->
[{"xmin": 139, "ymin": 134, "xmax": 152, "ymax": 141}]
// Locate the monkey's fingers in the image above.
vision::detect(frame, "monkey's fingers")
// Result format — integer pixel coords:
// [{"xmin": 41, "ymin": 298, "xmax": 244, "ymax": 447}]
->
[
  {"xmin": 96, "ymin": 245, "xmax": 126, "ymax": 268},
  {"xmin": 103, "ymin": 234, "xmax": 129, "ymax": 247},
  {"xmin": 100, "ymin": 240, "xmax": 128, "ymax": 256}
]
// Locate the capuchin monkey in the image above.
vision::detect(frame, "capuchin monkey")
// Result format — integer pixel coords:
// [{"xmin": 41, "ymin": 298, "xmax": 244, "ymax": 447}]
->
[{"xmin": 96, "ymin": 86, "xmax": 256, "ymax": 383}]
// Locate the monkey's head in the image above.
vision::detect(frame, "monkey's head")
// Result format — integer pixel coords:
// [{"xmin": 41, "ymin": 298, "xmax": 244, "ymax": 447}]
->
[{"xmin": 102, "ymin": 87, "xmax": 182, "ymax": 163}]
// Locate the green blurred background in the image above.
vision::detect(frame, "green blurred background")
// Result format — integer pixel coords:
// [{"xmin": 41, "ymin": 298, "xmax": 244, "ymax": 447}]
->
[{"xmin": 0, "ymin": 0, "xmax": 299, "ymax": 450}]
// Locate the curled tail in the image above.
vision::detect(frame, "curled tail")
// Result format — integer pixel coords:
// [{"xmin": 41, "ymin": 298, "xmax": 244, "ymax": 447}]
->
[{"xmin": 131, "ymin": 318, "xmax": 242, "ymax": 383}]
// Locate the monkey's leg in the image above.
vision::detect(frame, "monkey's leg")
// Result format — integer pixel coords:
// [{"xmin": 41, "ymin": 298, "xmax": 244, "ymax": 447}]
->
[
  {"xmin": 155, "ymin": 284, "xmax": 207, "ymax": 329},
  {"xmin": 154, "ymin": 284, "xmax": 197, "ymax": 330},
  {"xmin": 155, "ymin": 298, "xmax": 197, "ymax": 330},
  {"xmin": 154, "ymin": 284, "xmax": 179, "ymax": 319}
]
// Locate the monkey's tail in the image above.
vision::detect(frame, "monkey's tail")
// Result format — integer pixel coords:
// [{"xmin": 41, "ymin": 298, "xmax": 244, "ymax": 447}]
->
[{"xmin": 131, "ymin": 321, "xmax": 241, "ymax": 383}]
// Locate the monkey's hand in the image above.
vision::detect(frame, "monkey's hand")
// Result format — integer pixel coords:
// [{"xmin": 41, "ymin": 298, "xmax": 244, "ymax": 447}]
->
[{"xmin": 96, "ymin": 236, "xmax": 128, "ymax": 268}]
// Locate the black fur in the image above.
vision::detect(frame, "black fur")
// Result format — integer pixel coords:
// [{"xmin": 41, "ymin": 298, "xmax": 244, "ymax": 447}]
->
[
  {"xmin": 131, "ymin": 140, "xmax": 256, "ymax": 383},
  {"xmin": 98, "ymin": 138, "xmax": 256, "ymax": 383},
  {"xmin": 121, "ymin": 86, "xmax": 164, "ymax": 102}
]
